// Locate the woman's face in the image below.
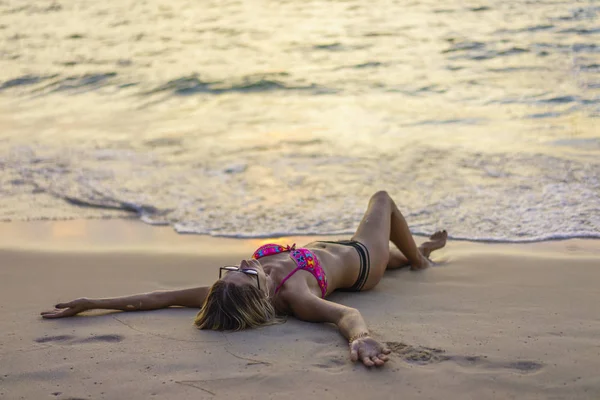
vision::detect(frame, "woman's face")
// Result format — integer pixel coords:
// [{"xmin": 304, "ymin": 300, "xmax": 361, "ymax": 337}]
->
[{"xmin": 220, "ymin": 259, "xmax": 269, "ymax": 295}]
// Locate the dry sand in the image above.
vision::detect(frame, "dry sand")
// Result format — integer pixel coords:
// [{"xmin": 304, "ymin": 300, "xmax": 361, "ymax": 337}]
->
[{"xmin": 1, "ymin": 220, "xmax": 599, "ymax": 399}]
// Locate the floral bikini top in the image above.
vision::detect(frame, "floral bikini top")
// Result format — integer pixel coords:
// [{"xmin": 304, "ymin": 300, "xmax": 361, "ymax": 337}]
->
[{"xmin": 252, "ymin": 244, "xmax": 328, "ymax": 298}]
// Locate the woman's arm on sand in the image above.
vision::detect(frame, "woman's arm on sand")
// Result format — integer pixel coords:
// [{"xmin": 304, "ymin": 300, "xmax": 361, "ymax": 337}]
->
[
  {"xmin": 41, "ymin": 286, "xmax": 210, "ymax": 319},
  {"xmin": 283, "ymin": 290, "xmax": 390, "ymax": 367}
]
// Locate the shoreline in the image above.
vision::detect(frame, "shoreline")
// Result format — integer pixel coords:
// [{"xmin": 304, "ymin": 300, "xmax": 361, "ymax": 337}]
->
[
  {"xmin": 2, "ymin": 219, "xmax": 599, "ymax": 253},
  {"xmin": 1, "ymin": 220, "xmax": 599, "ymax": 399}
]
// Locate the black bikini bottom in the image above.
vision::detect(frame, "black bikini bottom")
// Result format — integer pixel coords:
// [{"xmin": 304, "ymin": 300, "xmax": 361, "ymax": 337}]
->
[{"xmin": 317, "ymin": 240, "xmax": 371, "ymax": 292}]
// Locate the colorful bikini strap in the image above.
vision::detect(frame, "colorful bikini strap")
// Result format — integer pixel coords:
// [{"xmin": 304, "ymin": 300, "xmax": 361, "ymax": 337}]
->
[{"xmin": 252, "ymin": 243, "xmax": 296, "ymax": 259}]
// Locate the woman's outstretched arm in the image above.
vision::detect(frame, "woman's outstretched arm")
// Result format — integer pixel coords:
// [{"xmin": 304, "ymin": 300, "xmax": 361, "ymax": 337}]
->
[
  {"xmin": 283, "ymin": 290, "xmax": 391, "ymax": 367},
  {"xmin": 41, "ymin": 286, "xmax": 210, "ymax": 319}
]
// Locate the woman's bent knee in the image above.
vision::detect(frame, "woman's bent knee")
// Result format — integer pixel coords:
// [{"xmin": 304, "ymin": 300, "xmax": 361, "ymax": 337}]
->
[{"xmin": 370, "ymin": 190, "xmax": 390, "ymax": 204}]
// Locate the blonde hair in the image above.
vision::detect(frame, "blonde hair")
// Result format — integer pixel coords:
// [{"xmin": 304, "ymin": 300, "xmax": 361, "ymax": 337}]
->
[{"xmin": 194, "ymin": 280, "xmax": 280, "ymax": 331}]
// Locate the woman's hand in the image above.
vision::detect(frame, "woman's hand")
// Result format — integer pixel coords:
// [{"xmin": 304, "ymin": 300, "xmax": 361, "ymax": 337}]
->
[
  {"xmin": 350, "ymin": 336, "xmax": 391, "ymax": 367},
  {"xmin": 41, "ymin": 298, "xmax": 92, "ymax": 319}
]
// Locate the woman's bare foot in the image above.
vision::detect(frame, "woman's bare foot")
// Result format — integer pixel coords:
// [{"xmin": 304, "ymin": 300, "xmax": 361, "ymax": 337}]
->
[
  {"xmin": 412, "ymin": 230, "xmax": 448, "ymax": 270},
  {"xmin": 419, "ymin": 230, "xmax": 448, "ymax": 258}
]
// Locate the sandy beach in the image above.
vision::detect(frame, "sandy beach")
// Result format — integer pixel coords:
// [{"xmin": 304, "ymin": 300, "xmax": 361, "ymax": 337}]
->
[
  {"xmin": 0, "ymin": 220, "xmax": 598, "ymax": 399},
  {"xmin": 2, "ymin": 0, "xmax": 598, "ymax": 398}
]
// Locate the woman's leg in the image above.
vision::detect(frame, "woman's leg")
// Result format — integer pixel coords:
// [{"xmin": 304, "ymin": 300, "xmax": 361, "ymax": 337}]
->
[
  {"xmin": 387, "ymin": 229, "xmax": 448, "ymax": 270},
  {"xmin": 351, "ymin": 191, "xmax": 447, "ymax": 289},
  {"xmin": 387, "ymin": 246, "xmax": 410, "ymax": 269}
]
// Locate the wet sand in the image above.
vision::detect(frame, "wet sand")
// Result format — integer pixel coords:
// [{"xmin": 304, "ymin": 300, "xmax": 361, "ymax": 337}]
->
[{"xmin": 1, "ymin": 220, "xmax": 599, "ymax": 399}]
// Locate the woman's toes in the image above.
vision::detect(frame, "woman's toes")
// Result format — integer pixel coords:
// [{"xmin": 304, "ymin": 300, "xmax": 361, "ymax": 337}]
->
[{"xmin": 430, "ymin": 230, "xmax": 447, "ymax": 241}]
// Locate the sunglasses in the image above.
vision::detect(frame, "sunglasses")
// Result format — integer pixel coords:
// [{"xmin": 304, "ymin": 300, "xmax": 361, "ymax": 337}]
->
[{"xmin": 219, "ymin": 266, "xmax": 260, "ymax": 290}]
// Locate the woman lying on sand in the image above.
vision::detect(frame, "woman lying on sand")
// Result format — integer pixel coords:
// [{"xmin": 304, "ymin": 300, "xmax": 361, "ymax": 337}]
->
[{"xmin": 42, "ymin": 191, "xmax": 447, "ymax": 367}]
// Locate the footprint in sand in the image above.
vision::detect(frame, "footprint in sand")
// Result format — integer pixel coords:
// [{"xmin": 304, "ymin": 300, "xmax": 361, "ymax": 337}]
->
[
  {"xmin": 35, "ymin": 334, "xmax": 123, "ymax": 344},
  {"xmin": 34, "ymin": 335, "xmax": 76, "ymax": 343},
  {"xmin": 444, "ymin": 355, "xmax": 544, "ymax": 373},
  {"xmin": 76, "ymin": 334, "xmax": 123, "ymax": 343},
  {"xmin": 385, "ymin": 341, "xmax": 448, "ymax": 365},
  {"xmin": 312, "ymin": 356, "xmax": 347, "ymax": 370},
  {"xmin": 385, "ymin": 341, "xmax": 543, "ymax": 374}
]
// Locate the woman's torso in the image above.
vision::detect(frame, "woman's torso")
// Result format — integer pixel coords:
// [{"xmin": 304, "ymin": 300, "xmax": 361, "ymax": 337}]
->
[{"xmin": 257, "ymin": 241, "xmax": 362, "ymax": 309}]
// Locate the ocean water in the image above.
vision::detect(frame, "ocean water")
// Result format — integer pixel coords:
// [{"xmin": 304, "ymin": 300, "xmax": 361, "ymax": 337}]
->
[{"xmin": 0, "ymin": 0, "xmax": 598, "ymax": 242}]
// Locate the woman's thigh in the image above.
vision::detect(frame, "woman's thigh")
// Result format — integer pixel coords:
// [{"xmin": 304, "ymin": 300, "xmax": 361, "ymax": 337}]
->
[{"xmin": 350, "ymin": 191, "xmax": 393, "ymax": 290}]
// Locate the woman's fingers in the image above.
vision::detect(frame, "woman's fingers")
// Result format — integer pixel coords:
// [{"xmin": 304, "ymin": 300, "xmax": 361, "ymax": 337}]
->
[
  {"xmin": 350, "ymin": 345, "xmax": 359, "ymax": 362},
  {"xmin": 350, "ymin": 339, "xmax": 392, "ymax": 367},
  {"xmin": 41, "ymin": 307, "xmax": 76, "ymax": 319},
  {"xmin": 371, "ymin": 356, "xmax": 385, "ymax": 366},
  {"xmin": 41, "ymin": 311, "xmax": 62, "ymax": 319},
  {"xmin": 42, "ymin": 298, "xmax": 90, "ymax": 319},
  {"xmin": 361, "ymin": 356, "xmax": 375, "ymax": 367}
]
